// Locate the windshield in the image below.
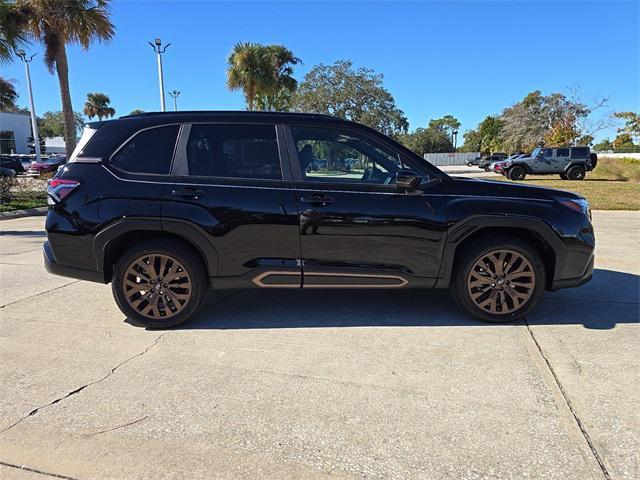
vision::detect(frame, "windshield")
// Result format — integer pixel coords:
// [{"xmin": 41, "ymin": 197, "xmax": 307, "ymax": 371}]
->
[
  {"xmin": 530, "ymin": 148, "xmax": 541, "ymax": 158},
  {"xmin": 45, "ymin": 157, "xmax": 62, "ymax": 165}
]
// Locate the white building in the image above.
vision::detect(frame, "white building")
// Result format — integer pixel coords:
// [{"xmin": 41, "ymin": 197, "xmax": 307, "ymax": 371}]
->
[{"xmin": 0, "ymin": 111, "xmax": 31, "ymax": 154}]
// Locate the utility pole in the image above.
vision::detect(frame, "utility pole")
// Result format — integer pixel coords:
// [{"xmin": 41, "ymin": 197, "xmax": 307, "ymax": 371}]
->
[
  {"xmin": 168, "ymin": 90, "xmax": 181, "ymax": 111},
  {"xmin": 148, "ymin": 38, "xmax": 171, "ymax": 111},
  {"xmin": 17, "ymin": 50, "xmax": 42, "ymax": 163}
]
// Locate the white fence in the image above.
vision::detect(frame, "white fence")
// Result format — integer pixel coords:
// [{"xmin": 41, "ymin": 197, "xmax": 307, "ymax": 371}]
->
[
  {"xmin": 594, "ymin": 152, "xmax": 640, "ymax": 160},
  {"xmin": 423, "ymin": 152, "xmax": 480, "ymax": 166}
]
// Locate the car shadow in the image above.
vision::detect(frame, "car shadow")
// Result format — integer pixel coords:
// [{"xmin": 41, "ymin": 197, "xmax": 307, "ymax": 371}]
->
[
  {"xmin": 0, "ymin": 230, "xmax": 47, "ymax": 237},
  {"xmin": 166, "ymin": 268, "xmax": 639, "ymax": 331}
]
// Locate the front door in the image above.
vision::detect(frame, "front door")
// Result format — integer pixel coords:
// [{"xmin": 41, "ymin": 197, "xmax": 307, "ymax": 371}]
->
[
  {"xmin": 285, "ymin": 124, "xmax": 448, "ymax": 288},
  {"xmin": 162, "ymin": 123, "xmax": 301, "ymax": 288}
]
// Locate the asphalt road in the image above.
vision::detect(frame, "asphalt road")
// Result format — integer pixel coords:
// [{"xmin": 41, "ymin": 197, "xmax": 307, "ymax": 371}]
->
[{"xmin": 0, "ymin": 212, "xmax": 638, "ymax": 480}]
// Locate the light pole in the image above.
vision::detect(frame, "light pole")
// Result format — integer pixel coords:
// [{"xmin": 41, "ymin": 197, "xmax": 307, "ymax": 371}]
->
[
  {"xmin": 16, "ymin": 50, "xmax": 42, "ymax": 163},
  {"xmin": 148, "ymin": 38, "xmax": 171, "ymax": 112},
  {"xmin": 168, "ymin": 90, "xmax": 181, "ymax": 111},
  {"xmin": 452, "ymin": 130, "xmax": 458, "ymax": 151}
]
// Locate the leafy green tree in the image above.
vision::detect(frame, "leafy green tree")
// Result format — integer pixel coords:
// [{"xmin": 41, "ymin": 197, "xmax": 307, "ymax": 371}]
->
[
  {"xmin": 0, "ymin": 0, "xmax": 29, "ymax": 64},
  {"xmin": 27, "ymin": 133, "xmax": 45, "ymax": 154},
  {"xmin": 16, "ymin": 0, "xmax": 114, "ymax": 154},
  {"xmin": 227, "ymin": 42, "xmax": 300, "ymax": 111},
  {"xmin": 83, "ymin": 92, "xmax": 115, "ymax": 120},
  {"xmin": 399, "ymin": 127, "xmax": 452, "ymax": 155},
  {"xmin": 614, "ymin": 111, "xmax": 640, "ymax": 142},
  {"xmin": 38, "ymin": 110, "xmax": 85, "ymax": 138},
  {"xmin": 428, "ymin": 115, "xmax": 461, "ymax": 140},
  {"xmin": 460, "ymin": 128, "xmax": 481, "ymax": 152},
  {"xmin": 292, "ymin": 60, "xmax": 408, "ymax": 136},
  {"xmin": 129, "ymin": 109, "xmax": 145, "ymax": 115},
  {"xmin": 594, "ymin": 138, "xmax": 613, "ymax": 151},
  {"xmin": 0, "ymin": 76, "xmax": 18, "ymax": 110},
  {"xmin": 612, "ymin": 133, "xmax": 635, "ymax": 150}
]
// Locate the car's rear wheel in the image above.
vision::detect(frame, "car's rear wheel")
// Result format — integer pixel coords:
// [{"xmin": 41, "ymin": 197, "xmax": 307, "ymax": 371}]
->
[
  {"xmin": 467, "ymin": 162, "xmax": 473, "ymax": 167},
  {"xmin": 450, "ymin": 236, "xmax": 545, "ymax": 322},
  {"xmin": 112, "ymin": 240, "xmax": 207, "ymax": 328},
  {"xmin": 567, "ymin": 165, "xmax": 586, "ymax": 180},
  {"xmin": 507, "ymin": 166, "xmax": 526, "ymax": 180}
]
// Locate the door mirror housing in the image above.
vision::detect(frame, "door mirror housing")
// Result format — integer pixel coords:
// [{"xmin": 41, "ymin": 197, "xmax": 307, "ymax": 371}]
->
[{"xmin": 395, "ymin": 169, "xmax": 422, "ymax": 190}]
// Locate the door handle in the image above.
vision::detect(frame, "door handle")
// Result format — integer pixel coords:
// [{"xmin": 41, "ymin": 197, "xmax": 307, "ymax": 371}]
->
[
  {"xmin": 300, "ymin": 193, "xmax": 334, "ymax": 206},
  {"xmin": 171, "ymin": 187, "xmax": 204, "ymax": 200}
]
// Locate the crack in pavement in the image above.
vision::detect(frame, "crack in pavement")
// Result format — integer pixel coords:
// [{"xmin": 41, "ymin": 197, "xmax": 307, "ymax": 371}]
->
[
  {"xmin": 525, "ymin": 320, "xmax": 611, "ymax": 480},
  {"xmin": 83, "ymin": 415, "xmax": 149, "ymax": 437},
  {"xmin": 0, "ymin": 460, "xmax": 82, "ymax": 480},
  {"xmin": 0, "ymin": 333, "xmax": 168, "ymax": 435},
  {"xmin": 0, "ymin": 281, "xmax": 80, "ymax": 309}
]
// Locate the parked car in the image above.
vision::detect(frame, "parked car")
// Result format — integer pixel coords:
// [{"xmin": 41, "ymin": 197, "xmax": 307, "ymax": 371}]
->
[
  {"xmin": 44, "ymin": 111, "xmax": 594, "ymax": 328},
  {"xmin": 26, "ymin": 155, "xmax": 66, "ymax": 175},
  {"xmin": 501, "ymin": 147, "xmax": 597, "ymax": 181},
  {"xmin": 478, "ymin": 153, "xmax": 507, "ymax": 171},
  {"xmin": 491, "ymin": 153, "xmax": 527, "ymax": 173},
  {"xmin": 0, "ymin": 155, "xmax": 26, "ymax": 175},
  {"xmin": 466, "ymin": 156, "xmax": 482, "ymax": 167}
]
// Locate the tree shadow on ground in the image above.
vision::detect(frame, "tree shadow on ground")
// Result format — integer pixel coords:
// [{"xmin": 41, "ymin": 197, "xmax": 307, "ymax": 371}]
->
[{"xmin": 169, "ymin": 269, "xmax": 638, "ymax": 331}]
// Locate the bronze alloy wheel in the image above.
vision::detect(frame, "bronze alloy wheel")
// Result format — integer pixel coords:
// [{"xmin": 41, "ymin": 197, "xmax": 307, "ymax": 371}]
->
[
  {"xmin": 466, "ymin": 249, "xmax": 535, "ymax": 315},
  {"xmin": 122, "ymin": 253, "xmax": 192, "ymax": 320}
]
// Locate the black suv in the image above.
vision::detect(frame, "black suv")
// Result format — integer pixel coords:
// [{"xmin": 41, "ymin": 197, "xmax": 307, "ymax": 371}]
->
[{"xmin": 44, "ymin": 112, "xmax": 595, "ymax": 328}]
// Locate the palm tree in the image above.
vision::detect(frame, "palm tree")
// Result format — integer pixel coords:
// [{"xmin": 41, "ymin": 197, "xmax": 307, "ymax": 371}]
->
[
  {"xmin": 16, "ymin": 0, "xmax": 114, "ymax": 154},
  {"xmin": 83, "ymin": 92, "xmax": 115, "ymax": 120},
  {"xmin": 0, "ymin": 0, "xmax": 29, "ymax": 64},
  {"xmin": 227, "ymin": 42, "xmax": 269, "ymax": 111},
  {"xmin": 227, "ymin": 43, "xmax": 300, "ymax": 111},
  {"xmin": 0, "ymin": 76, "xmax": 19, "ymax": 110}
]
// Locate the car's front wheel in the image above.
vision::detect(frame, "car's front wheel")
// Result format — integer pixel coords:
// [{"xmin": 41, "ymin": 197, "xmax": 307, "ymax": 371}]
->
[
  {"xmin": 450, "ymin": 236, "xmax": 545, "ymax": 322},
  {"xmin": 507, "ymin": 166, "xmax": 526, "ymax": 180},
  {"xmin": 559, "ymin": 173, "xmax": 568, "ymax": 180},
  {"xmin": 112, "ymin": 240, "xmax": 207, "ymax": 328}
]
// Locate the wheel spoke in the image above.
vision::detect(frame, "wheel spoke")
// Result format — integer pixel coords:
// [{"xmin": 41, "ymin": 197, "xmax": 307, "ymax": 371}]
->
[
  {"xmin": 123, "ymin": 253, "xmax": 192, "ymax": 320},
  {"xmin": 467, "ymin": 249, "xmax": 535, "ymax": 315}
]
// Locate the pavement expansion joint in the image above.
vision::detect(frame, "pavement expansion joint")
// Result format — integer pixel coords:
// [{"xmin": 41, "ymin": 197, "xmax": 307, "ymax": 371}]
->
[
  {"xmin": 524, "ymin": 320, "xmax": 612, "ymax": 480},
  {"xmin": 0, "ymin": 460, "xmax": 82, "ymax": 480}
]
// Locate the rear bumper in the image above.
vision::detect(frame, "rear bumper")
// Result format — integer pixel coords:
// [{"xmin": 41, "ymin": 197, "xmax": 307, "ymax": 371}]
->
[{"xmin": 44, "ymin": 241, "xmax": 106, "ymax": 283}]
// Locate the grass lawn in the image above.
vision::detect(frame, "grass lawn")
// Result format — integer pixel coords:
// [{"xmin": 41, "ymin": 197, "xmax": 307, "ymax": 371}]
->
[
  {"xmin": 0, "ymin": 191, "xmax": 48, "ymax": 213},
  {"xmin": 493, "ymin": 158, "xmax": 640, "ymax": 210}
]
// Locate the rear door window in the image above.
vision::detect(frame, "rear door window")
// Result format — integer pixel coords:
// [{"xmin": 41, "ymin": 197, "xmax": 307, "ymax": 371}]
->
[
  {"xmin": 185, "ymin": 124, "xmax": 281, "ymax": 180},
  {"xmin": 555, "ymin": 148, "xmax": 570, "ymax": 157},
  {"xmin": 110, "ymin": 125, "xmax": 179, "ymax": 175}
]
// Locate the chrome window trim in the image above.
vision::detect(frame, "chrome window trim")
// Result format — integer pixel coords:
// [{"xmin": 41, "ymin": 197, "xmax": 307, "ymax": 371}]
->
[{"xmin": 100, "ymin": 165, "xmax": 554, "ymax": 201}]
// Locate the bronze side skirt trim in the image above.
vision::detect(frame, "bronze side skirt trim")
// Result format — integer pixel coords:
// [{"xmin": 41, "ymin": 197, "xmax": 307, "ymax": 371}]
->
[{"xmin": 251, "ymin": 271, "xmax": 408, "ymax": 289}]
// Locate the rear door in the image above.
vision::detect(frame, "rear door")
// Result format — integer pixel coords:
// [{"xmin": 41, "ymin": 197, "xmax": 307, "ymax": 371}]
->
[{"xmin": 162, "ymin": 123, "xmax": 301, "ymax": 288}]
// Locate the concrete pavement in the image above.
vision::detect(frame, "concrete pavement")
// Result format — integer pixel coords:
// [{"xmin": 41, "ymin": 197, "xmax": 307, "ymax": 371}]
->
[{"xmin": 0, "ymin": 212, "xmax": 638, "ymax": 479}]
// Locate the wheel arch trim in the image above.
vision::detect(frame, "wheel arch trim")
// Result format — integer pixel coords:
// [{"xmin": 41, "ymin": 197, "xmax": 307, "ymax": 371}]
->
[
  {"xmin": 92, "ymin": 217, "xmax": 218, "ymax": 278},
  {"xmin": 435, "ymin": 215, "xmax": 565, "ymax": 288}
]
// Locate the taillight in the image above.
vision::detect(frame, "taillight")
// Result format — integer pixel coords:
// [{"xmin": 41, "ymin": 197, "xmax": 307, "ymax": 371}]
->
[{"xmin": 47, "ymin": 178, "xmax": 80, "ymax": 204}]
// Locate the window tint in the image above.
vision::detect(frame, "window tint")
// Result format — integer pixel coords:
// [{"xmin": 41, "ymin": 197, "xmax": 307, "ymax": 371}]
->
[
  {"xmin": 542, "ymin": 148, "xmax": 554, "ymax": 157},
  {"xmin": 291, "ymin": 126, "xmax": 402, "ymax": 185},
  {"xmin": 556, "ymin": 148, "xmax": 570, "ymax": 157},
  {"xmin": 110, "ymin": 125, "xmax": 179, "ymax": 175},
  {"xmin": 186, "ymin": 124, "xmax": 281, "ymax": 180},
  {"xmin": 571, "ymin": 147, "xmax": 589, "ymax": 159}
]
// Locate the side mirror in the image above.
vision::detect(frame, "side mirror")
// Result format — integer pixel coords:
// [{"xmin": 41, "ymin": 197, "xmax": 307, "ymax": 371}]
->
[{"xmin": 396, "ymin": 169, "xmax": 422, "ymax": 190}]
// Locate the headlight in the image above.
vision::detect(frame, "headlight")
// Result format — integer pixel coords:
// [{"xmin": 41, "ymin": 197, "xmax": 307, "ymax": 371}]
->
[{"xmin": 559, "ymin": 198, "xmax": 591, "ymax": 218}]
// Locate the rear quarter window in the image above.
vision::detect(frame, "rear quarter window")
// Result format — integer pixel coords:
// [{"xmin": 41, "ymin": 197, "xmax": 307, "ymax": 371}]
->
[
  {"xmin": 110, "ymin": 125, "xmax": 180, "ymax": 175},
  {"xmin": 571, "ymin": 147, "xmax": 589, "ymax": 159}
]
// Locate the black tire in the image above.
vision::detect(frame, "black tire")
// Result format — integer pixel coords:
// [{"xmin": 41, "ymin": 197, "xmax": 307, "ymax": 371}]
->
[
  {"xmin": 559, "ymin": 173, "xmax": 568, "ymax": 180},
  {"xmin": 588, "ymin": 153, "xmax": 598, "ymax": 170},
  {"xmin": 112, "ymin": 239, "xmax": 207, "ymax": 328},
  {"xmin": 450, "ymin": 235, "xmax": 546, "ymax": 323},
  {"xmin": 484, "ymin": 166, "xmax": 491, "ymax": 172},
  {"xmin": 566, "ymin": 165, "xmax": 586, "ymax": 180},
  {"xmin": 467, "ymin": 162, "xmax": 473, "ymax": 167},
  {"xmin": 507, "ymin": 166, "xmax": 526, "ymax": 181}
]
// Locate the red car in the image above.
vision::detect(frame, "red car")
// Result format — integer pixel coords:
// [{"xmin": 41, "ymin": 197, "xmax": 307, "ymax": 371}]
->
[{"xmin": 26, "ymin": 156, "xmax": 66, "ymax": 175}]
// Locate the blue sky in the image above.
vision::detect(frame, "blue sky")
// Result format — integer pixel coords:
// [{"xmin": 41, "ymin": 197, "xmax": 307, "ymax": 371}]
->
[{"xmin": 2, "ymin": 0, "xmax": 638, "ymax": 141}]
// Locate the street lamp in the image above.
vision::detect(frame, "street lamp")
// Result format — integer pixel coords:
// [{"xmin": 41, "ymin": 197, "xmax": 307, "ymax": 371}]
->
[
  {"xmin": 452, "ymin": 130, "xmax": 459, "ymax": 151},
  {"xmin": 16, "ymin": 50, "xmax": 42, "ymax": 163},
  {"xmin": 168, "ymin": 90, "xmax": 181, "ymax": 111},
  {"xmin": 148, "ymin": 38, "xmax": 171, "ymax": 112}
]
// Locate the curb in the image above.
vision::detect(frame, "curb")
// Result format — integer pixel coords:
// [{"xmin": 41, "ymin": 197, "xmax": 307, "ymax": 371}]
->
[{"xmin": 0, "ymin": 206, "xmax": 48, "ymax": 220}]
